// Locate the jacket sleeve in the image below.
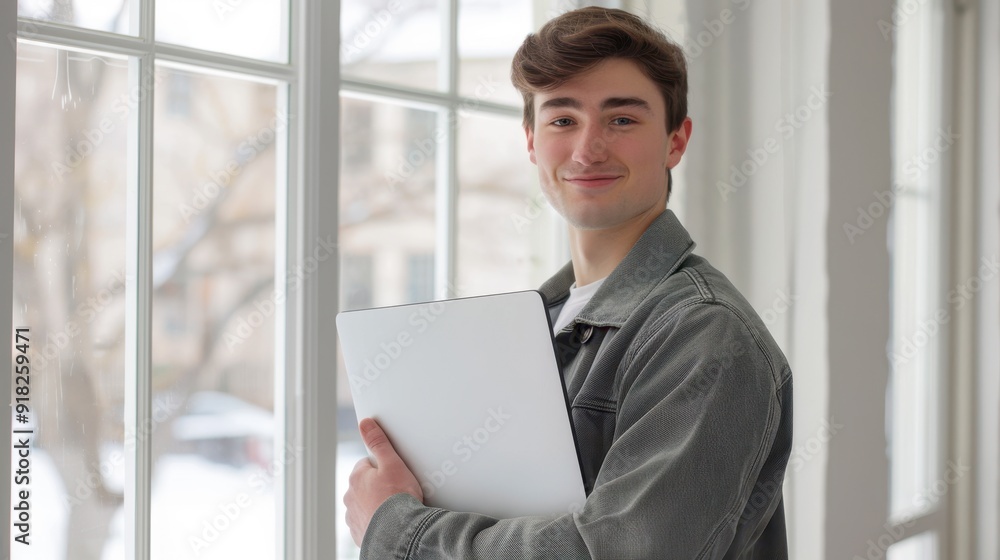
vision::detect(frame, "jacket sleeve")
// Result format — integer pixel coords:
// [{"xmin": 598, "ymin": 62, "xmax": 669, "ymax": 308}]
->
[{"xmin": 360, "ymin": 302, "xmax": 788, "ymax": 560}]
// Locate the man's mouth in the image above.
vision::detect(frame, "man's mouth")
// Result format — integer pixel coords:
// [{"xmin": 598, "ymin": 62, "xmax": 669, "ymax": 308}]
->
[{"xmin": 564, "ymin": 174, "xmax": 622, "ymax": 188}]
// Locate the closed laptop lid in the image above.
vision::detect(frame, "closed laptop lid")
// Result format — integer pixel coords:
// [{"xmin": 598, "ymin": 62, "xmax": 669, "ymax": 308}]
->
[{"xmin": 336, "ymin": 290, "xmax": 586, "ymax": 519}]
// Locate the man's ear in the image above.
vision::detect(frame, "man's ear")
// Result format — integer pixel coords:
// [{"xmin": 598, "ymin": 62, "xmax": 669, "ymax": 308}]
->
[
  {"xmin": 525, "ymin": 126, "xmax": 537, "ymax": 165},
  {"xmin": 666, "ymin": 117, "xmax": 693, "ymax": 170}
]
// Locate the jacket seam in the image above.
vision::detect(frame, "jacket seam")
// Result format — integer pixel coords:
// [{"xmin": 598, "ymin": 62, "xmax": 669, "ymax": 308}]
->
[
  {"xmin": 403, "ymin": 509, "xmax": 446, "ymax": 559},
  {"xmin": 694, "ymin": 386, "xmax": 779, "ymax": 560},
  {"xmin": 572, "ymin": 398, "xmax": 617, "ymax": 413},
  {"xmin": 713, "ymin": 299, "xmax": 781, "ymax": 385},
  {"xmin": 617, "ymin": 297, "xmax": 785, "ymax": 558},
  {"xmin": 621, "ymin": 299, "xmax": 704, "ymax": 371},
  {"xmin": 627, "ymin": 295, "xmax": 784, "ymax": 389},
  {"xmin": 683, "ymin": 267, "xmax": 716, "ymax": 301}
]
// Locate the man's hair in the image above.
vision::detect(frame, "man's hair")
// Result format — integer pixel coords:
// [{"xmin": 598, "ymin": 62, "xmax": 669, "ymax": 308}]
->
[{"xmin": 510, "ymin": 7, "xmax": 688, "ymax": 134}]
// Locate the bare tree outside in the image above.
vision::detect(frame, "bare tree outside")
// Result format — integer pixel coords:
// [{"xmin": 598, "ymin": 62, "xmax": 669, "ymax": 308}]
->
[
  {"xmin": 13, "ymin": 42, "xmax": 282, "ymax": 560},
  {"xmin": 13, "ymin": 1, "xmax": 547, "ymax": 559}
]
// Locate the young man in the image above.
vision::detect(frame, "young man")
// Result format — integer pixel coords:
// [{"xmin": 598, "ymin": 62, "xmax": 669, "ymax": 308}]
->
[{"xmin": 344, "ymin": 7, "xmax": 793, "ymax": 559}]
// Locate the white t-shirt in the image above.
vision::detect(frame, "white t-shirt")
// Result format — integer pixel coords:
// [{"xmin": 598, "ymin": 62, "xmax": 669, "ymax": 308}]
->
[{"xmin": 552, "ymin": 277, "xmax": 607, "ymax": 334}]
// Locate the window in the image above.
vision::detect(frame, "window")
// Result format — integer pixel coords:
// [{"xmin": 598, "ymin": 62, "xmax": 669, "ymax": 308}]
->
[
  {"xmin": 406, "ymin": 253, "xmax": 436, "ymax": 303},
  {"xmin": 9, "ymin": 1, "xmax": 293, "ymax": 558},
  {"xmin": 340, "ymin": 254, "xmax": 374, "ymax": 311},
  {"xmin": 888, "ymin": 0, "xmax": 950, "ymax": 556},
  {"xmin": 334, "ymin": 0, "xmax": 566, "ymax": 557}
]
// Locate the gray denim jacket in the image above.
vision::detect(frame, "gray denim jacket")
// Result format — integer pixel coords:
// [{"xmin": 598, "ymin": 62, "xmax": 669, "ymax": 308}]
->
[{"xmin": 361, "ymin": 210, "xmax": 793, "ymax": 559}]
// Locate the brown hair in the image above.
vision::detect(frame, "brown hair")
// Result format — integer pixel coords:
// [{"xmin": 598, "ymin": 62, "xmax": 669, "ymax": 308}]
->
[{"xmin": 510, "ymin": 7, "xmax": 688, "ymax": 134}]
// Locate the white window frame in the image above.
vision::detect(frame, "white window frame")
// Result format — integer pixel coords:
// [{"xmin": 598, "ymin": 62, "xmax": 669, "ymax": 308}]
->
[
  {"xmin": 339, "ymin": 0, "xmax": 525, "ymax": 302},
  {"xmin": 886, "ymin": 0, "xmax": 953, "ymax": 553},
  {"xmin": 0, "ymin": 1, "xmax": 342, "ymax": 558},
  {"xmin": 1, "ymin": 1, "xmax": 15, "ymax": 552}
]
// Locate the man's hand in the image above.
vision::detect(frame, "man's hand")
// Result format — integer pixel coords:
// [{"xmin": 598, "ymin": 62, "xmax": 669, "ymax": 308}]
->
[{"xmin": 344, "ymin": 418, "xmax": 424, "ymax": 547}]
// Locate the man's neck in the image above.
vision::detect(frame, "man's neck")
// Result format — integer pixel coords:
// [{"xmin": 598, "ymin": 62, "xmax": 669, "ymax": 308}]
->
[{"xmin": 569, "ymin": 209, "xmax": 665, "ymax": 286}]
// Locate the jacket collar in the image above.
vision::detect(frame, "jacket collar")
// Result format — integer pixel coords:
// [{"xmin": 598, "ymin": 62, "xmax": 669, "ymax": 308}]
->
[{"xmin": 538, "ymin": 209, "xmax": 697, "ymax": 328}]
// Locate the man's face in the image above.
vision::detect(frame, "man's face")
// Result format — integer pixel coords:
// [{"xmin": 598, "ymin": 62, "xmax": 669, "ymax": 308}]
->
[{"xmin": 526, "ymin": 58, "xmax": 689, "ymax": 231}]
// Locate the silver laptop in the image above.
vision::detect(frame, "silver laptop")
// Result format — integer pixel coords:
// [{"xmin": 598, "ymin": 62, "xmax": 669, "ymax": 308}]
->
[{"xmin": 336, "ymin": 290, "xmax": 586, "ymax": 519}]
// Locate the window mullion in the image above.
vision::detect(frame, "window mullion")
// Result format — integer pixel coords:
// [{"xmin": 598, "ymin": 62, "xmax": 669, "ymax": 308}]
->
[
  {"xmin": 123, "ymin": 48, "xmax": 155, "ymax": 560},
  {"xmin": 294, "ymin": 0, "xmax": 340, "ymax": 557},
  {"xmin": 435, "ymin": 107, "xmax": 459, "ymax": 299},
  {"xmin": 435, "ymin": 0, "xmax": 460, "ymax": 299},
  {"xmin": 14, "ymin": 20, "xmax": 293, "ymax": 82},
  {"xmin": 123, "ymin": 0, "xmax": 154, "ymax": 557}
]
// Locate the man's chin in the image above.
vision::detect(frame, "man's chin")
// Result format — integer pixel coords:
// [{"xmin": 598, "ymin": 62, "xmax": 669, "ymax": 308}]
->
[
  {"xmin": 562, "ymin": 212, "xmax": 621, "ymax": 231},
  {"xmin": 561, "ymin": 206, "xmax": 666, "ymax": 233}
]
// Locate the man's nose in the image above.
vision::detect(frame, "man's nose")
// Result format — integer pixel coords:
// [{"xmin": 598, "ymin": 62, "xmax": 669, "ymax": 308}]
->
[{"xmin": 572, "ymin": 123, "xmax": 610, "ymax": 166}]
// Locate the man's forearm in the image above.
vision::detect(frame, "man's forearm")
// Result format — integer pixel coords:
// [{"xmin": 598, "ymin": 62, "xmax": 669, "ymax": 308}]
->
[{"xmin": 362, "ymin": 493, "xmax": 591, "ymax": 560}]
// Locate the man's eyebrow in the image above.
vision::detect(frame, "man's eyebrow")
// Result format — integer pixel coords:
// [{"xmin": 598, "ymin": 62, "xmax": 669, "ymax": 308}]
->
[
  {"xmin": 537, "ymin": 96, "xmax": 653, "ymax": 113},
  {"xmin": 538, "ymin": 97, "xmax": 582, "ymax": 111},
  {"xmin": 600, "ymin": 97, "xmax": 653, "ymax": 113}
]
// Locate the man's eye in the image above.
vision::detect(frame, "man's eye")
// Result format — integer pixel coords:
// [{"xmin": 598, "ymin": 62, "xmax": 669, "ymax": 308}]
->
[
  {"xmin": 551, "ymin": 118, "xmax": 573, "ymax": 127},
  {"xmin": 612, "ymin": 117, "xmax": 635, "ymax": 125}
]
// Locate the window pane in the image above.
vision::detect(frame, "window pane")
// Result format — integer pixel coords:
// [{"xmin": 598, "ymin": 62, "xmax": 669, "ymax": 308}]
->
[
  {"xmin": 17, "ymin": 0, "xmax": 132, "ymax": 35},
  {"xmin": 156, "ymin": 0, "xmax": 288, "ymax": 62},
  {"xmin": 458, "ymin": 0, "xmax": 533, "ymax": 106},
  {"xmin": 150, "ymin": 65, "xmax": 283, "ymax": 560},
  {"xmin": 12, "ymin": 41, "xmax": 128, "ymax": 560},
  {"xmin": 889, "ymin": 0, "xmax": 946, "ymax": 521},
  {"xmin": 457, "ymin": 112, "xmax": 558, "ymax": 296},
  {"xmin": 887, "ymin": 531, "xmax": 938, "ymax": 560},
  {"xmin": 336, "ymin": 97, "xmax": 438, "ymax": 559},
  {"xmin": 341, "ymin": 0, "xmax": 441, "ymax": 91}
]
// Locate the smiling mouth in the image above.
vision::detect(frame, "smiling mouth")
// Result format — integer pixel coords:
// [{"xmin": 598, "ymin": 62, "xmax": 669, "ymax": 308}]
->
[{"xmin": 564, "ymin": 175, "xmax": 622, "ymax": 188}]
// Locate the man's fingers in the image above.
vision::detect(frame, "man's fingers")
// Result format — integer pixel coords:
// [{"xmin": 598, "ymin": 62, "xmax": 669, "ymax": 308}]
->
[
  {"xmin": 350, "ymin": 456, "xmax": 372, "ymax": 480},
  {"xmin": 360, "ymin": 418, "xmax": 398, "ymax": 466}
]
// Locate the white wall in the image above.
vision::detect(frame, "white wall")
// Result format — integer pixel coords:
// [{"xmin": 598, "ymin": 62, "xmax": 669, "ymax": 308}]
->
[
  {"xmin": 675, "ymin": 0, "xmax": 898, "ymax": 556},
  {"xmin": 976, "ymin": 0, "xmax": 1000, "ymax": 556}
]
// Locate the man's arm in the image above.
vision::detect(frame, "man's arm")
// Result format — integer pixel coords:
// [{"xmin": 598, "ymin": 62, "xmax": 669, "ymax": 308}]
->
[{"xmin": 351, "ymin": 302, "xmax": 790, "ymax": 559}]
